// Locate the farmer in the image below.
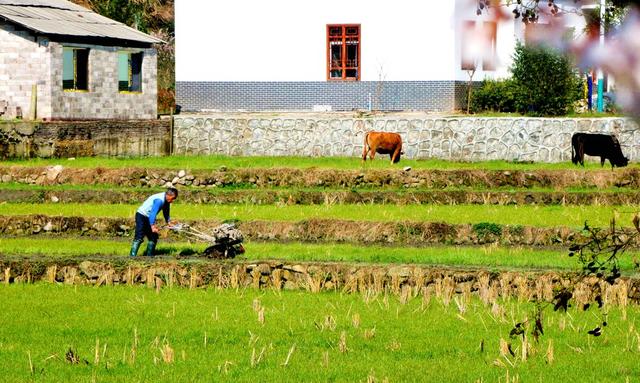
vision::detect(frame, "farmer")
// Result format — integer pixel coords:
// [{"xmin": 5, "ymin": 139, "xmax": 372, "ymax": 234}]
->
[{"xmin": 129, "ymin": 187, "xmax": 178, "ymax": 257}]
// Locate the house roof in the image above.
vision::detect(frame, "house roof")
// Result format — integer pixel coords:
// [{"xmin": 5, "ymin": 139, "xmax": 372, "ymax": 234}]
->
[{"xmin": 0, "ymin": 0, "xmax": 162, "ymax": 45}]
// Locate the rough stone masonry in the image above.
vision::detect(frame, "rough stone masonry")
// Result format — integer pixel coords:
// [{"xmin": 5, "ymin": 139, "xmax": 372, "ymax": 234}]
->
[{"xmin": 173, "ymin": 115, "xmax": 640, "ymax": 163}]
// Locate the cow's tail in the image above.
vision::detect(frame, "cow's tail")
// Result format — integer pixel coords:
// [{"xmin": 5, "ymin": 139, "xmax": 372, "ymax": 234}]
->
[{"xmin": 362, "ymin": 132, "xmax": 371, "ymax": 161}]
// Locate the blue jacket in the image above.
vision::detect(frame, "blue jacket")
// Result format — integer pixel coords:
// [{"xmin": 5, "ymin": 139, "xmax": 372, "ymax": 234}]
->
[{"xmin": 136, "ymin": 192, "xmax": 170, "ymax": 225}]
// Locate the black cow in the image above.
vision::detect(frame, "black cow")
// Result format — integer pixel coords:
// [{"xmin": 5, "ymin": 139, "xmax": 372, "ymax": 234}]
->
[{"xmin": 571, "ymin": 133, "xmax": 629, "ymax": 168}]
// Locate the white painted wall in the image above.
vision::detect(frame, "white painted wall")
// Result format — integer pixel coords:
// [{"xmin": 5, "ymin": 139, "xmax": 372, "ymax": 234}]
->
[
  {"xmin": 176, "ymin": 0, "xmax": 584, "ymax": 83},
  {"xmin": 176, "ymin": 0, "xmax": 459, "ymax": 82},
  {"xmin": 453, "ymin": 0, "xmax": 521, "ymax": 82}
]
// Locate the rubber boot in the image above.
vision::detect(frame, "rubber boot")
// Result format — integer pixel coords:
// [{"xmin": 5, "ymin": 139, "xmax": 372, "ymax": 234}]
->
[
  {"xmin": 129, "ymin": 239, "xmax": 143, "ymax": 257},
  {"xmin": 145, "ymin": 241, "xmax": 157, "ymax": 257}
]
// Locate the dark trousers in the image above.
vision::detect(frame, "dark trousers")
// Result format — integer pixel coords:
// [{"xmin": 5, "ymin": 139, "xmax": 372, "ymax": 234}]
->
[{"xmin": 134, "ymin": 212, "xmax": 159, "ymax": 242}]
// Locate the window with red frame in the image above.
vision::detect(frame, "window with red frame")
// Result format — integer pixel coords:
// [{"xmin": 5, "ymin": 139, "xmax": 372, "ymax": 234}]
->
[{"xmin": 327, "ymin": 24, "xmax": 360, "ymax": 81}]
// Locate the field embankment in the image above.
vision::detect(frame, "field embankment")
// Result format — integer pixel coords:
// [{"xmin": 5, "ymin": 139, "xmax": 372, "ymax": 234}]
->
[
  {"xmin": 1, "ymin": 165, "xmax": 639, "ymax": 189},
  {"xmin": 0, "ymin": 214, "xmax": 630, "ymax": 247},
  {"xmin": 1, "ymin": 258, "xmax": 638, "ymax": 304}
]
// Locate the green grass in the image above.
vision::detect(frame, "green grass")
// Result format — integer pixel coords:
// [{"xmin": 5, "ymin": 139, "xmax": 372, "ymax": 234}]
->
[
  {"xmin": 1, "ymin": 155, "xmax": 633, "ymax": 171},
  {"xmin": 1, "ymin": 203, "xmax": 636, "ymax": 228},
  {"xmin": 0, "ymin": 284, "xmax": 638, "ymax": 382},
  {"xmin": 4, "ymin": 237, "xmax": 636, "ymax": 272},
  {"xmin": 0, "ymin": 181, "xmax": 637, "ymax": 194},
  {"xmin": 447, "ymin": 111, "xmax": 626, "ymax": 118}
]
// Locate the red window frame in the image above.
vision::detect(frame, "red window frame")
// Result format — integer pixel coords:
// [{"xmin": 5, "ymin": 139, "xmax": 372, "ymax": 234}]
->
[{"xmin": 326, "ymin": 24, "xmax": 361, "ymax": 81}]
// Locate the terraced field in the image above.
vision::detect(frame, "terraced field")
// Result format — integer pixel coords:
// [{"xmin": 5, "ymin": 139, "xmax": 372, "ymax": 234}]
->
[{"xmin": 1, "ymin": 156, "xmax": 640, "ymax": 381}]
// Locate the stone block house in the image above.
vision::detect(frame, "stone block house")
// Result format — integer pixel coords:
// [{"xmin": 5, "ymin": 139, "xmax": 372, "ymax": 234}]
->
[{"xmin": 0, "ymin": 0, "xmax": 162, "ymax": 120}]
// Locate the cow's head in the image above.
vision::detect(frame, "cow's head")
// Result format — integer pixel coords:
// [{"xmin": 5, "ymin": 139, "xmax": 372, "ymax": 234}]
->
[{"xmin": 614, "ymin": 156, "xmax": 629, "ymax": 167}]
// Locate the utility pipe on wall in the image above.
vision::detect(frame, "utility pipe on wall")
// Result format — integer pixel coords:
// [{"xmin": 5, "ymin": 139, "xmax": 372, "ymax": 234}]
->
[{"xmin": 597, "ymin": 0, "xmax": 605, "ymax": 112}]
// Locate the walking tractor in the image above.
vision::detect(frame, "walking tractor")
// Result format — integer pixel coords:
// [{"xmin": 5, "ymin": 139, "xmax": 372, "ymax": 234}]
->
[{"xmin": 169, "ymin": 222, "xmax": 245, "ymax": 258}]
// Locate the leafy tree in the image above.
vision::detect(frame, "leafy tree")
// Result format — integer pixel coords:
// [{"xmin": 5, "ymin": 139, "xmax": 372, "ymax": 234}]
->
[
  {"xmin": 73, "ymin": 0, "xmax": 174, "ymax": 34},
  {"xmin": 510, "ymin": 42, "xmax": 582, "ymax": 116}
]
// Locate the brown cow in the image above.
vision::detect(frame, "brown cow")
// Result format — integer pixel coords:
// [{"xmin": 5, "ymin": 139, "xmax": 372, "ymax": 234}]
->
[{"xmin": 362, "ymin": 131, "xmax": 403, "ymax": 164}]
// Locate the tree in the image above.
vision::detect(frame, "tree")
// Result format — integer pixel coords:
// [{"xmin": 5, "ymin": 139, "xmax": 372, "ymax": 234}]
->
[{"xmin": 510, "ymin": 43, "xmax": 581, "ymax": 116}]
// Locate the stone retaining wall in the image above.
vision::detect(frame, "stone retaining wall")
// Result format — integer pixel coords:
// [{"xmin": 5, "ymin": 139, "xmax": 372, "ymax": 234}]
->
[
  {"xmin": 0, "ymin": 259, "xmax": 637, "ymax": 305},
  {"xmin": 0, "ymin": 119, "xmax": 171, "ymax": 158},
  {"xmin": 173, "ymin": 115, "xmax": 640, "ymax": 162}
]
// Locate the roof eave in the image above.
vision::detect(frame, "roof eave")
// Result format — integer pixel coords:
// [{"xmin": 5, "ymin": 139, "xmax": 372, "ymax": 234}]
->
[{"xmin": 0, "ymin": 11, "xmax": 164, "ymax": 45}]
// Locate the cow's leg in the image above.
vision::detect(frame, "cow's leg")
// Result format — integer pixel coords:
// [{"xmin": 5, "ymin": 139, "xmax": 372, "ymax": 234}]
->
[
  {"xmin": 579, "ymin": 146, "xmax": 585, "ymax": 166},
  {"xmin": 369, "ymin": 145, "xmax": 377, "ymax": 160},
  {"xmin": 600, "ymin": 157, "xmax": 605, "ymax": 167},
  {"xmin": 362, "ymin": 133, "xmax": 370, "ymax": 163},
  {"xmin": 390, "ymin": 146, "xmax": 401, "ymax": 164}
]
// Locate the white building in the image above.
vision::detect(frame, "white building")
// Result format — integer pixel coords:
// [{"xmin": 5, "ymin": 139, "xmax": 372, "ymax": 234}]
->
[{"xmin": 176, "ymin": 0, "xmax": 588, "ymax": 112}]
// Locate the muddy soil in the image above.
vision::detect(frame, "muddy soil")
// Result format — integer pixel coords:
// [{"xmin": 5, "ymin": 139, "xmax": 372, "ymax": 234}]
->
[
  {"xmin": 1, "ymin": 166, "xmax": 639, "ymax": 189},
  {"xmin": 0, "ymin": 214, "xmax": 631, "ymax": 247}
]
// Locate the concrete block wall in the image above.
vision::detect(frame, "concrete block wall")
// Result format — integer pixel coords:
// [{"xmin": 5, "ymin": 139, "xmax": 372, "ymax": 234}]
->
[
  {"xmin": 173, "ymin": 115, "xmax": 640, "ymax": 163},
  {"xmin": 176, "ymin": 81, "xmax": 468, "ymax": 112},
  {"xmin": 0, "ymin": 21, "xmax": 51, "ymax": 119},
  {"xmin": 49, "ymin": 43, "xmax": 158, "ymax": 120}
]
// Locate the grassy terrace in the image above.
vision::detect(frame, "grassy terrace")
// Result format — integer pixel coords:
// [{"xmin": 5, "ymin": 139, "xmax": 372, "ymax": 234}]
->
[
  {"xmin": 1, "ymin": 203, "xmax": 635, "ymax": 228},
  {"xmin": 1, "ymin": 155, "xmax": 634, "ymax": 171},
  {"xmin": 0, "ymin": 182, "xmax": 636, "ymax": 194},
  {"xmin": 4, "ymin": 237, "xmax": 635, "ymax": 271},
  {"xmin": 0, "ymin": 284, "xmax": 638, "ymax": 382}
]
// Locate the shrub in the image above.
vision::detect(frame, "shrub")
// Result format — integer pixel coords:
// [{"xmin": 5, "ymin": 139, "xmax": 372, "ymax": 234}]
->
[
  {"xmin": 510, "ymin": 42, "xmax": 582, "ymax": 116},
  {"xmin": 158, "ymin": 88, "xmax": 176, "ymax": 115},
  {"xmin": 471, "ymin": 79, "xmax": 518, "ymax": 113},
  {"xmin": 472, "ymin": 222, "xmax": 503, "ymax": 240}
]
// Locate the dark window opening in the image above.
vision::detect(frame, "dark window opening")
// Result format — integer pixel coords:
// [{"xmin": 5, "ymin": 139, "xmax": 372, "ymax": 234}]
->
[
  {"xmin": 118, "ymin": 51, "xmax": 143, "ymax": 92},
  {"xmin": 62, "ymin": 47, "xmax": 89, "ymax": 90},
  {"xmin": 327, "ymin": 24, "xmax": 360, "ymax": 81}
]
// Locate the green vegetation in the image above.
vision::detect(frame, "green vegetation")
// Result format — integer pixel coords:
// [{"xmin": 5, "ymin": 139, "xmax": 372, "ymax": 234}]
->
[
  {"xmin": 470, "ymin": 79, "xmax": 518, "ymax": 114},
  {"xmin": 0, "ymin": 203, "xmax": 634, "ymax": 228},
  {"xmin": 2, "ymin": 160, "xmax": 639, "ymax": 382},
  {"xmin": 472, "ymin": 222, "xmax": 503, "ymax": 239},
  {"xmin": 1, "ymin": 155, "xmax": 634, "ymax": 171},
  {"xmin": 5, "ymin": 237, "xmax": 637, "ymax": 271},
  {"xmin": 510, "ymin": 43, "xmax": 582, "ymax": 116},
  {"xmin": 1, "ymin": 182, "xmax": 637, "ymax": 194},
  {"xmin": 471, "ymin": 43, "xmax": 582, "ymax": 116},
  {"xmin": 0, "ymin": 284, "xmax": 638, "ymax": 382}
]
